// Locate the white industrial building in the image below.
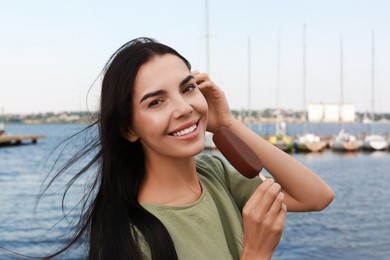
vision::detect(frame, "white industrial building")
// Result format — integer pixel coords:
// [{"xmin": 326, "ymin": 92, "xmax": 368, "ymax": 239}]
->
[{"xmin": 308, "ymin": 103, "xmax": 355, "ymax": 122}]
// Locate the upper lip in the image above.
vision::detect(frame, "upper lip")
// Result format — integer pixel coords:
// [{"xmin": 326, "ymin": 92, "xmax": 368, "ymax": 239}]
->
[{"xmin": 169, "ymin": 119, "xmax": 199, "ymax": 135}]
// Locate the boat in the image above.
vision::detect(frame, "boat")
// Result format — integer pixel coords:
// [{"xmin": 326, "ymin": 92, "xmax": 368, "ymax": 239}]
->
[
  {"xmin": 267, "ymin": 32, "xmax": 293, "ymax": 153},
  {"xmin": 361, "ymin": 31, "xmax": 389, "ymax": 151},
  {"xmin": 295, "ymin": 133, "xmax": 327, "ymax": 152},
  {"xmin": 388, "ymin": 137, "xmax": 390, "ymax": 151},
  {"xmin": 268, "ymin": 133, "xmax": 293, "ymax": 152},
  {"xmin": 268, "ymin": 120, "xmax": 293, "ymax": 153},
  {"xmin": 294, "ymin": 24, "xmax": 327, "ymax": 153},
  {"xmin": 328, "ymin": 34, "xmax": 363, "ymax": 152},
  {"xmin": 330, "ymin": 129, "xmax": 363, "ymax": 151},
  {"xmin": 363, "ymin": 134, "xmax": 389, "ymax": 151}
]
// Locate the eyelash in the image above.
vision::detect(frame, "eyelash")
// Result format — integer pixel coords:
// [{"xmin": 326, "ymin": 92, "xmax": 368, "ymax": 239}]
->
[
  {"xmin": 147, "ymin": 85, "xmax": 197, "ymax": 108},
  {"xmin": 148, "ymin": 98, "xmax": 163, "ymax": 107},
  {"xmin": 183, "ymin": 85, "xmax": 197, "ymax": 93}
]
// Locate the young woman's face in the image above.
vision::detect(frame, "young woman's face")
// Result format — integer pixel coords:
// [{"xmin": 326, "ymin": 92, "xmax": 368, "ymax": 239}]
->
[{"xmin": 128, "ymin": 54, "xmax": 208, "ymax": 160}]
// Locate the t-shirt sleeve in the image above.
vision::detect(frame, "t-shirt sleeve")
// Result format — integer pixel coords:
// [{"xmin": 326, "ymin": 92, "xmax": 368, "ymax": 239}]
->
[{"xmin": 196, "ymin": 154, "xmax": 264, "ymax": 211}]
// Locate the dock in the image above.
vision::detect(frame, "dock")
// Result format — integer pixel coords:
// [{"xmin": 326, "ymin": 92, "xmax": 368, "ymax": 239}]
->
[{"xmin": 0, "ymin": 135, "xmax": 46, "ymax": 146}]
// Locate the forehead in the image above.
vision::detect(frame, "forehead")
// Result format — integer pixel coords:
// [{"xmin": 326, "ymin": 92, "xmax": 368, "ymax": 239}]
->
[{"xmin": 134, "ymin": 54, "xmax": 190, "ymax": 95}]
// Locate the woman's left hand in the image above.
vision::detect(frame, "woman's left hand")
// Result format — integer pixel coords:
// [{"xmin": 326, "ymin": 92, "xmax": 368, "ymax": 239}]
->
[{"xmin": 192, "ymin": 71, "xmax": 235, "ymax": 133}]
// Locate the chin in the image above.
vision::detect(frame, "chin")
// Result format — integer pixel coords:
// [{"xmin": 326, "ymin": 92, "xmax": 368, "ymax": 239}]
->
[
  {"xmin": 195, "ymin": 144, "xmax": 206, "ymax": 155},
  {"xmin": 183, "ymin": 141, "xmax": 205, "ymax": 157}
]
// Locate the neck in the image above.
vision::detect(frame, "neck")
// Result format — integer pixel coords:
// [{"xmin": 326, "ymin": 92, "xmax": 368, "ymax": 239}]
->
[{"xmin": 138, "ymin": 155, "xmax": 202, "ymax": 206}]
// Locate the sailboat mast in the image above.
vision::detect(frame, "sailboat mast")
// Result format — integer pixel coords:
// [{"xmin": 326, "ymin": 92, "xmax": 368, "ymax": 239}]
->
[
  {"xmin": 370, "ymin": 30, "xmax": 375, "ymax": 123},
  {"xmin": 205, "ymin": 0, "xmax": 210, "ymax": 74},
  {"xmin": 276, "ymin": 29, "xmax": 281, "ymax": 111},
  {"xmin": 339, "ymin": 34, "xmax": 344, "ymax": 123},
  {"xmin": 302, "ymin": 23, "xmax": 308, "ymax": 134},
  {"xmin": 247, "ymin": 37, "xmax": 252, "ymax": 118}
]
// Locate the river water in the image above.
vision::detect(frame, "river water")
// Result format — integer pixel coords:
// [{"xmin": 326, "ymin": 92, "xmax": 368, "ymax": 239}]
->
[{"xmin": 1, "ymin": 123, "xmax": 389, "ymax": 259}]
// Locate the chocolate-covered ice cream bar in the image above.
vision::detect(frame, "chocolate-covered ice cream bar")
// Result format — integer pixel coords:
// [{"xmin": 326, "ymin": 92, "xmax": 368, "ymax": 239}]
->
[{"xmin": 212, "ymin": 127, "xmax": 266, "ymax": 181}]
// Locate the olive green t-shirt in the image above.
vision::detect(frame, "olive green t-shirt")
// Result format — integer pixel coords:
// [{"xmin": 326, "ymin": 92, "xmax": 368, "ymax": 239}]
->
[{"xmin": 141, "ymin": 154, "xmax": 263, "ymax": 259}]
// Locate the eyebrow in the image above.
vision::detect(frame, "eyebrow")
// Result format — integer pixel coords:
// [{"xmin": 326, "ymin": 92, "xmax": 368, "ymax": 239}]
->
[{"xmin": 140, "ymin": 75, "xmax": 195, "ymax": 103}]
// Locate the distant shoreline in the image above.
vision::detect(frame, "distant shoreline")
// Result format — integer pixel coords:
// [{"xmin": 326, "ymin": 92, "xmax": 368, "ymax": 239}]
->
[
  {"xmin": 4, "ymin": 119, "xmax": 390, "ymax": 125},
  {"xmin": 1, "ymin": 109, "xmax": 390, "ymax": 125}
]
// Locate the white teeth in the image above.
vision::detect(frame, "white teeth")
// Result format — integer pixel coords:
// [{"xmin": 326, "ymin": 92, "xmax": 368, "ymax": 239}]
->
[{"xmin": 173, "ymin": 124, "xmax": 197, "ymax": 137}]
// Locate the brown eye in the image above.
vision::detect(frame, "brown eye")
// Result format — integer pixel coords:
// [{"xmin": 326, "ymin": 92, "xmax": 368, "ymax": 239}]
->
[
  {"xmin": 183, "ymin": 85, "xmax": 196, "ymax": 94},
  {"xmin": 148, "ymin": 98, "xmax": 163, "ymax": 107}
]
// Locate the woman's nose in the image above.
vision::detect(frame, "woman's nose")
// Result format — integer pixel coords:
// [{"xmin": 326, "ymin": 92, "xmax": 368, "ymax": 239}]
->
[{"xmin": 172, "ymin": 96, "xmax": 193, "ymax": 119}]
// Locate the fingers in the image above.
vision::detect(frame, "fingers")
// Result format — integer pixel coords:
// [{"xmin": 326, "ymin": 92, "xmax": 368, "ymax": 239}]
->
[
  {"xmin": 242, "ymin": 181, "xmax": 287, "ymax": 256},
  {"xmin": 191, "ymin": 71, "xmax": 223, "ymax": 105},
  {"xmin": 190, "ymin": 70, "xmax": 234, "ymax": 132},
  {"xmin": 245, "ymin": 179, "xmax": 274, "ymax": 208},
  {"xmin": 268, "ymin": 191, "xmax": 285, "ymax": 217},
  {"xmin": 248, "ymin": 180, "xmax": 282, "ymax": 213},
  {"xmin": 191, "ymin": 71, "xmax": 225, "ymax": 96},
  {"xmin": 191, "ymin": 71, "xmax": 211, "ymax": 87},
  {"xmin": 244, "ymin": 179, "xmax": 285, "ymax": 222},
  {"xmin": 191, "ymin": 70, "xmax": 206, "ymax": 79},
  {"xmin": 274, "ymin": 203, "xmax": 287, "ymax": 228}
]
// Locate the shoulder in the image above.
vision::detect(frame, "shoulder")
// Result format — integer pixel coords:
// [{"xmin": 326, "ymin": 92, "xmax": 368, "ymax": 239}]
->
[
  {"xmin": 196, "ymin": 154, "xmax": 226, "ymax": 170},
  {"xmin": 195, "ymin": 154, "xmax": 230, "ymax": 184},
  {"xmin": 195, "ymin": 154, "xmax": 234, "ymax": 179}
]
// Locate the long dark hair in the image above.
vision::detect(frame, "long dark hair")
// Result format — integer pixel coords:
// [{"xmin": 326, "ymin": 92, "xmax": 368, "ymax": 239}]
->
[{"xmin": 42, "ymin": 37, "xmax": 191, "ymax": 259}]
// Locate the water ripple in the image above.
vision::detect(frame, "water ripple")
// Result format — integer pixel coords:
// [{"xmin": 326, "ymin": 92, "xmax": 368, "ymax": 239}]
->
[{"xmin": 1, "ymin": 124, "xmax": 390, "ymax": 259}]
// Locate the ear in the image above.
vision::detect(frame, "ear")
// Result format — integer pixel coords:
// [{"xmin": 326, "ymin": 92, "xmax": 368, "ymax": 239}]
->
[{"xmin": 122, "ymin": 128, "xmax": 139, "ymax": 142}]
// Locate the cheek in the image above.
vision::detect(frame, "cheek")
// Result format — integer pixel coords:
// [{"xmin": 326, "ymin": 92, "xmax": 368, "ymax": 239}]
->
[
  {"xmin": 135, "ymin": 112, "xmax": 166, "ymax": 135},
  {"xmin": 196, "ymin": 93, "xmax": 208, "ymax": 115}
]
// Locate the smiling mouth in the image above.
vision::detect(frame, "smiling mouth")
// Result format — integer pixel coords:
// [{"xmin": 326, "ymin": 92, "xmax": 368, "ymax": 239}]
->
[{"xmin": 171, "ymin": 123, "xmax": 198, "ymax": 137}]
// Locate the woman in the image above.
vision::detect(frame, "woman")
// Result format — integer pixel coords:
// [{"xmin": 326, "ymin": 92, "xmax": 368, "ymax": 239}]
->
[{"xmin": 43, "ymin": 37, "xmax": 333, "ymax": 259}]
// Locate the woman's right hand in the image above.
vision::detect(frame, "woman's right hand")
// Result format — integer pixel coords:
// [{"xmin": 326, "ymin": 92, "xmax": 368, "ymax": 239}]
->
[
  {"xmin": 192, "ymin": 71, "xmax": 235, "ymax": 133},
  {"xmin": 241, "ymin": 179, "xmax": 287, "ymax": 260}
]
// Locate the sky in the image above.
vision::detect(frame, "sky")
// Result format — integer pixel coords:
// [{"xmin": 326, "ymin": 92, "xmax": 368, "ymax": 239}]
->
[{"xmin": 1, "ymin": 0, "xmax": 390, "ymax": 115}]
